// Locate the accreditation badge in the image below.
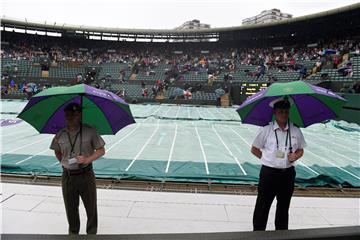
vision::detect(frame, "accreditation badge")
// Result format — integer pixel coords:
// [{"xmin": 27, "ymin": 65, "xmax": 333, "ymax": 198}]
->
[
  {"xmin": 275, "ymin": 150, "xmax": 285, "ymax": 159},
  {"xmin": 68, "ymin": 157, "xmax": 79, "ymax": 170}
]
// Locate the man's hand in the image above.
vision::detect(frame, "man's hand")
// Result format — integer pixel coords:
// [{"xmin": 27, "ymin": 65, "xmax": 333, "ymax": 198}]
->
[
  {"xmin": 251, "ymin": 146, "xmax": 262, "ymax": 159},
  {"xmin": 76, "ymin": 155, "xmax": 91, "ymax": 164},
  {"xmin": 287, "ymin": 152, "xmax": 298, "ymax": 162},
  {"xmin": 76, "ymin": 147, "xmax": 105, "ymax": 165}
]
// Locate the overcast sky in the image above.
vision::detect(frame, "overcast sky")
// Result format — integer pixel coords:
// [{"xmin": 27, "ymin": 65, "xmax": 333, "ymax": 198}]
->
[{"xmin": 1, "ymin": 0, "xmax": 359, "ymax": 29}]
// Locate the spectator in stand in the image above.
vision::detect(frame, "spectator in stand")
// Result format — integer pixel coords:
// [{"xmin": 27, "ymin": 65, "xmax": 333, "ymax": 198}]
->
[
  {"xmin": 119, "ymin": 70, "xmax": 126, "ymax": 83},
  {"xmin": 224, "ymin": 73, "xmax": 233, "ymax": 83},
  {"xmin": 257, "ymin": 64, "xmax": 266, "ymax": 80},
  {"xmin": 215, "ymin": 85, "xmax": 225, "ymax": 107},
  {"xmin": 289, "ymin": 58, "xmax": 296, "ymax": 69},
  {"xmin": 352, "ymin": 82, "xmax": 360, "ymax": 93},
  {"xmin": 9, "ymin": 79, "xmax": 15, "ymax": 94},
  {"xmin": 299, "ymin": 65, "xmax": 307, "ymax": 80},
  {"xmin": 1, "ymin": 85, "xmax": 8, "ymax": 95},
  {"xmin": 141, "ymin": 82, "xmax": 148, "ymax": 97},
  {"xmin": 183, "ymin": 89, "xmax": 192, "ymax": 100},
  {"xmin": 320, "ymin": 73, "xmax": 330, "ymax": 81},
  {"xmin": 338, "ymin": 62, "xmax": 353, "ymax": 77},
  {"xmin": 333, "ymin": 55, "xmax": 339, "ymax": 69},
  {"xmin": 142, "ymin": 88, "xmax": 148, "ymax": 97}
]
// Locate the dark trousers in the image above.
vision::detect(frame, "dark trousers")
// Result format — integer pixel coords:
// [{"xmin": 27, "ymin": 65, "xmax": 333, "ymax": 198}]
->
[
  {"xmin": 62, "ymin": 169, "xmax": 98, "ymax": 234},
  {"xmin": 253, "ymin": 165, "xmax": 296, "ymax": 231},
  {"xmin": 216, "ymin": 97, "xmax": 221, "ymax": 106}
]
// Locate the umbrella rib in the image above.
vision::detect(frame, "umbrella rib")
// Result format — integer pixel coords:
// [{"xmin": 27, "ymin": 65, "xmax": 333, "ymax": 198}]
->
[
  {"xmin": 85, "ymin": 96, "xmax": 119, "ymax": 135},
  {"xmin": 240, "ymin": 97, "xmax": 274, "ymax": 125},
  {"xmin": 39, "ymin": 95, "xmax": 78, "ymax": 133},
  {"xmin": 19, "ymin": 93, "xmax": 80, "ymax": 117},
  {"xmin": 290, "ymin": 95, "xmax": 305, "ymax": 128},
  {"xmin": 298, "ymin": 94, "xmax": 339, "ymax": 127}
]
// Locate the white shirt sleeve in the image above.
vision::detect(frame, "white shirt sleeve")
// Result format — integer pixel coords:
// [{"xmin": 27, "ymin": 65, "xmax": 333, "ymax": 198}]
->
[
  {"xmin": 297, "ymin": 128, "xmax": 307, "ymax": 149},
  {"xmin": 252, "ymin": 127, "xmax": 267, "ymax": 149}
]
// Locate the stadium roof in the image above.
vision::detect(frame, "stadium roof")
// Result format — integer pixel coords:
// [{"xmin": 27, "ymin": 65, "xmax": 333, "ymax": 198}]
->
[{"xmin": 1, "ymin": 2, "xmax": 359, "ymax": 41}]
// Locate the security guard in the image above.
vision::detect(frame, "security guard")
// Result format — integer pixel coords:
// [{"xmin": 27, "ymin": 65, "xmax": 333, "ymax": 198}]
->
[
  {"xmin": 50, "ymin": 102, "xmax": 105, "ymax": 234},
  {"xmin": 251, "ymin": 98, "xmax": 306, "ymax": 231}
]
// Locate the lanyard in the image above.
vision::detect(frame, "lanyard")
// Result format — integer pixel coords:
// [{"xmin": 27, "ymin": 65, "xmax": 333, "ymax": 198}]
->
[
  {"xmin": 274, "ymin": 124, "xmax": 292, "ymax": 152},
  {"xmin": 67, "ymin": 131, "xmax": 80, "ymax": 155}
]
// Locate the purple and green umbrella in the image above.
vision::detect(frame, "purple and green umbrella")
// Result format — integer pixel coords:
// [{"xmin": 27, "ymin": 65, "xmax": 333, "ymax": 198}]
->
[
  {"xmin": 237, "ymin": 81, "xmax": 346, "ymax": 128},
  {"xmin": 18, "ymin": 84, "xmax": 135, "ymax": 135}
]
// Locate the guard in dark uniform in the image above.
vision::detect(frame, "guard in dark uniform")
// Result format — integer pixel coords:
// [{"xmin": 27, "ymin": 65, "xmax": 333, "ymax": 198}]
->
[{"xmin": 50, "ymin": 103, "xmax": 105, "ymax": 234}]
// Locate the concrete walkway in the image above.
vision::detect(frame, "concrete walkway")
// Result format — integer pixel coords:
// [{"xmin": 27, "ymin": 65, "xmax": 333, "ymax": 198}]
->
[{"xmin": 1, "ymin": 183, "xmax": 359, "ymax": 234}]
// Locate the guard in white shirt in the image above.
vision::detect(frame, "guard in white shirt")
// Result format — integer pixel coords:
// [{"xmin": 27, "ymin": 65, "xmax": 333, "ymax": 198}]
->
[{"xmin": 251, "ymin": 98, "xmax": 306, "ymax": 231}]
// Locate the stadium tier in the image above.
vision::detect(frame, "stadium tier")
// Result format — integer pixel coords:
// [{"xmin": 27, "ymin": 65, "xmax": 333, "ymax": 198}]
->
[{"xmin": 1, "ymin": 3, "xmax": 360, "ymax": 103}]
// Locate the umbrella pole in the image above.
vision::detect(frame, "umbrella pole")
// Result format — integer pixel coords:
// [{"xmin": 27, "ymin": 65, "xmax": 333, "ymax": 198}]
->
[
  {"xmin": 288, "ymin": 118, "xmax": 292, "ymax": 153},
  {"xmin": 80, "ymin": 94, "xmax": 83, "ymax": 156}
]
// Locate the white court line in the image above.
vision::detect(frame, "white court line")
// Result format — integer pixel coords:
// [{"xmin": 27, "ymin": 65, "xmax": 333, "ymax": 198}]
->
[
  {"xmin": 3, "ymin": 136, "xmax": 52, "ymax": 154},
  {"xmin": 125, "ymin": 120, "xmax": 160, "ymax": 172},
  {"xmin": 306, "ymin": 149, "xmax": 360, "ymax": 180},
  {"xmin": 128, "ymin": 106, "xmax": 140, "ymax": 116},
  {"xmin": 297, "ymin": 162, "xmax": 319, "ymax": 175},
  {"xmin": 15, "ymin": 149, "xmax": 51, "ymax": 165},
  {"xmin": 195, "ymin": 125, "xmax": 209, "ymax": 175},
  {"xmin": 2, "ymin": 127, "xmax": 36, "ymax": 137},
  {"xmin": 150, "ymin": 105, "xmax": 162, "ymax": 116},
  {"xmin": 313, "ymin": 129, "xmax": 359, "ymax": 144},
  {"xmin": 140, "ymin": 104, "xmax": 157, "ymax": 117},
  {"xmin": 1, "ymin": 130, "xmax": 36, "ymax": 140},
  {"xmin": 212, "ymin": 125, "xmax": 247, "ymax": 175},
  {"xmin": 329, "ymin": 132, "xmax": 359, "ymax": 143},
  {"xmin": 215, "ymin": 108, "xmax": 228, "ymax": 119},
  {"xmin": 162, "ymin": 106, "xmax": 173, "ymax": 118},
  {"xmin": 196, "ymin": 108, "xmax": 203, "ymax": 119},
  {"xmin": 1, "ymin": 121, "xmax": 26, "ymax": 130},
  {"xmin": 165, "ymin": 124, "xmax": 178, "ymax": 173},
  {"xmin": 106, "ymin": 124, "xmax": 141, "ymax": 152},
  {"xmin": 175, "ymin": 105, "xmax": 181, "ymax": 118},
  {"xmin": 305, "ymin": 137, "xmax": 359, "ymax": 165},
  {"xmin": 131, "ymin": 104, "xmax": 150, "ymax": 116},
  {"xmin": 228, "ymin": 127, "xmax": 251, "ymax": 147},
  {"xmin": 49, "ymin": 161, "xmax": 60, "ymax": 167},
  {"xmin": 205, "ymin": 108, "xmax": 216, "ymax": 119},
  {"xmin": 304, "ymin": 131, "xmax": 359, "ymax": 154},
  {"xmin": 231, "ymin": 142, "xmax": 243, "ymax": 154}
]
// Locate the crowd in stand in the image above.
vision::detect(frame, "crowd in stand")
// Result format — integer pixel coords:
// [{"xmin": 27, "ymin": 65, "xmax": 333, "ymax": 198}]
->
[
  {"xmin": 0, "ymin": 78, "xmax": 52, "ymax": 99},
  {"xmin": 2, "ymin": 38, "xmax": 360, "ymax": 99},
  {"xmin": 2, "ymin": 39, "xmax": 359, "ymax": 83}
]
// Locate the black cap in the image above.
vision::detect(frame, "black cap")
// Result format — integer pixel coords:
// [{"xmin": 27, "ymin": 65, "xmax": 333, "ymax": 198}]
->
[
  {"xmin": 64, "ymin": 103, "xmax": 82, "ymax": 113},
  {"xmin": 273, "ymin": 100, "xmax": 291, "ymax": 110}
]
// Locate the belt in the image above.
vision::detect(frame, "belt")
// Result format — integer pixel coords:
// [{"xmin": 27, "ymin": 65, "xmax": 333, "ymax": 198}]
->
[
  {"xmin": 63, "ymin": 164, "xmax": 93, "ymax": 176},
  {"xmin": 262, "ymin": 165, "xmax": 294, "ymax": 173}
]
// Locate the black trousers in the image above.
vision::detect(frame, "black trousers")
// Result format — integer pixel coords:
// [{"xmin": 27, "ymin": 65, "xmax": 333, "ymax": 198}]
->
[
  {"xmin": 62, "ymin": 169, "xmax": 98, "ymax": 234},
  {"xmin": 253, "ymin": 165, "xmax": 296, "ymax": 231}
]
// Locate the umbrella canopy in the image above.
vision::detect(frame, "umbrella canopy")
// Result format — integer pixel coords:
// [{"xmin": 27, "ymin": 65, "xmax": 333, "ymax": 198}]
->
[
  {"xmin": 237, "ymin": 81, "xmax": 346, "ymax": 128},
  {"xmin": 18, "ymin": 84, "xmax": 135, "ymax": 135}
]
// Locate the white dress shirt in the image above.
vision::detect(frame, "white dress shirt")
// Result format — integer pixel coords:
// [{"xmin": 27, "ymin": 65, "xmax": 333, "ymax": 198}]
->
[{"xmin": 252, "ymin": 121, "xmax": 306, "ymax": 169}]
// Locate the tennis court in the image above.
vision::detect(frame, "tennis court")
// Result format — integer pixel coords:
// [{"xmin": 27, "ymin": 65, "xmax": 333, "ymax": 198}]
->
[{"xmin": 1, "ymin": 100, "xmax": 359, "ymax": 187}]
